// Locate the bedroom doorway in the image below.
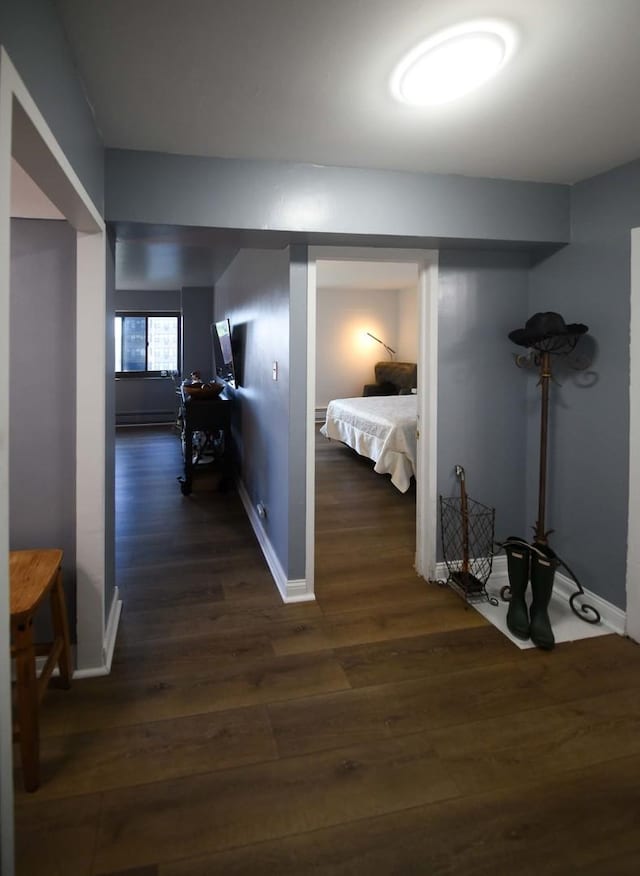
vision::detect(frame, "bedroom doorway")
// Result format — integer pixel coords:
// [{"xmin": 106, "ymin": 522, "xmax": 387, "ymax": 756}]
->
[{"xmin": 305, "ymin": 246, "xmax": 438, "ymax": 599}]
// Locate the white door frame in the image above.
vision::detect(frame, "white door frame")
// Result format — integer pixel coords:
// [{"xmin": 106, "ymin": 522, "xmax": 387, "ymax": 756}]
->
[
  {"xmin": 626, "ymin": 228, "xmax": 640, "ymax": 642},
  {"xmin": 0, "ymin": 46, "xmax": 110, "ymax": 873},
  {"xmin": 306, "ymin": 246, "xmax": 439, "ymax": 596}
]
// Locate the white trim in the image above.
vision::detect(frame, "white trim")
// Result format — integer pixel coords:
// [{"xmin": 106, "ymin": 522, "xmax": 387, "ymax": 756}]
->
[
  {"xmin": 2, "ymin": 48, "xmax": 103, "ymax": 233},
  {"xmin": 305, "ymin": 258, "xmax": 317, "ymax": 597},
  {"xmin": 0, "ymin": 47, "xmax": 107, "ymax": 872},
  {"xmin": 436, "ymin": 555, "xmax": 626, "ymax": 635},
  {"xmin": 237, "ymin": 479, "xmax": 315, "ymax": 603},
  {"xmin": 76, "ymin": 231, "xmax": 107, "ymax": 670},
  {"xmin": 102, "ymin": 586, "xmax": 123, "ymax": 672},
  {"xmin": 0, "ymin": 47, "xmax": 14, "ymax": 876},
  {"xmin": 307, "ymin": 246, "xmax": 439, "ymax": 597},
  {"xmin": 281, "ymin": 579, "xmax": 316, "ymax": 603},
  {"xmin": 626, "ymin": 228, "xmax": 640, "ymax": 642},
  {"xmin": 415, "ymin": 256, "xmax": 439, "ymax": 580},
  {"xmin": 35, "ymin": 586, "xmax": 121, "ymax": 680}
]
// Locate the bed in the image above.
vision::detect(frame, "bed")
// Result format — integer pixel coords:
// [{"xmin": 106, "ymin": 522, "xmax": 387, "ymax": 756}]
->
[{"xmin": 320, "ymin": 394, "xmax": 417, "ymax": 492}]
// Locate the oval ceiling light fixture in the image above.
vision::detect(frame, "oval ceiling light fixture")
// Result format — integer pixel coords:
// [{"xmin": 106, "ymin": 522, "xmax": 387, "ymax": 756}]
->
[{"xmin": 390, "ymin": 19, "xmax": 518, "ymax": 107}]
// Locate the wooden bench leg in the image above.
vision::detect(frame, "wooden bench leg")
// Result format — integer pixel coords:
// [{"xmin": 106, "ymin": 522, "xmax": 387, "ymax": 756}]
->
[
  {"xmin": 50, "ymin": 568, "xmax": 72, "ymax": 688},
  {"xmin": 13, "ymin": 619, "xmax": 40, "ymax": 792}
]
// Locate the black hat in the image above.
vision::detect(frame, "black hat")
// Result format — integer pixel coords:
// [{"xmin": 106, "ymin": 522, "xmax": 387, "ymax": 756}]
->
[{"xmin": 508, "ymin": 312, "xmax": 588, "ymax": 352}]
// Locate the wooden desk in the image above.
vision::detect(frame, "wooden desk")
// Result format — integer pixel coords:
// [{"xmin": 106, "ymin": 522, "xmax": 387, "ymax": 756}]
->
[
  {"xmin": 178, "ymin": 390, "xmax": 232, "ymax": 495},
  {"xmin": 10, "ymin": 549, "xmax": 72, "ymax": 791}
]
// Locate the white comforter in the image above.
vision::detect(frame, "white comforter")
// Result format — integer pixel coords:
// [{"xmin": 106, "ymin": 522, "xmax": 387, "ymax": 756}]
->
[{"xmin": 320, "ymin": 395, "xmax": 417, "ymax": 492}]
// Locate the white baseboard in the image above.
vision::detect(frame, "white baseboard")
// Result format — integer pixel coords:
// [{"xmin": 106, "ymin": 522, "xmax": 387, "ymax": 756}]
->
[
  {"xmin": 435, "ymin": 554, "xmax": 626, "ymax": 635},
  {"xmin": 34, "ymin": 586, "xmax": 123, "ymax": 680},
  {"xmin": 237, "ymin": 479, "xmax": 315, "ymax": 603},
  {"xmin": 103, "ymin": 586, "xmax": 123, "ymax": 670}
]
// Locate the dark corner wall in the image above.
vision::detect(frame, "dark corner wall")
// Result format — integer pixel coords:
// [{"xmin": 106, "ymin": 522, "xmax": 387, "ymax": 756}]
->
[
  {"xmin": 9, "ymin": 218, "xmax": 78, "ymax": 637},
  {"xmin": 528, "ymin": 159, "xmax": 640, "ymax": 608},
  {"xmin": 182, "ymin": 286, "xmax": 215, "ymax": 380}
]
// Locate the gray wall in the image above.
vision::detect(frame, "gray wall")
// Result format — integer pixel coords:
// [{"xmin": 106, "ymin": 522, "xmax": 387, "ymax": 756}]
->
[
  {"xmin": 10, "ymin": 219, "xmax": 77, "ymax": 636},
  {"xmin": 0, "ymin": 0, "xmax": 104, "ymax": 212},
  {"xmin": 215, "ymin": 248, "xmax": 293, "ymax": 578},
  {"xmin": 105, "ymin": 149, "xmax": 570, "ymax": 246},
  {"xmin": 181, "ymin": 286, "xmax": 214, "ymax": 380},
  {"xmin": 114, "ymin": 289, "xmax": 181, "ymax": 425},
  {"xmin": 528, "ymin": 159, "xmax": 640, "ymax": 608},
  {"xmin": 437, "ymin": 251, "xmax": 530, "ymax": 557}
]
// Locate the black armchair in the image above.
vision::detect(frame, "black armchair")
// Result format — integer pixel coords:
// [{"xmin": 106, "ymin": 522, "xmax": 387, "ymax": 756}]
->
[{"xmin": 362, "ymin": 361, "xmax": 417, "ymax": 396}]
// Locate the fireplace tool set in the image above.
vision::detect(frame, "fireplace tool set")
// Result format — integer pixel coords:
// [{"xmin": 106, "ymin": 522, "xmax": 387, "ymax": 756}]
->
[{"xmin": 440, "ymin": 312, "xmax": 600, "ymax": 649}]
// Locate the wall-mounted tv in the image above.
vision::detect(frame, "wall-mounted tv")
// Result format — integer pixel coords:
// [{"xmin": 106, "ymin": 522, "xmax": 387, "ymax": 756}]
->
[{"xmin": 212, "ymin": 318, "xmax": 236, "ymax": 387}]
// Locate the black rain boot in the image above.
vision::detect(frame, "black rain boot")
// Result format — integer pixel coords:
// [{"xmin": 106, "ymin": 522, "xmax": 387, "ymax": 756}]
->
[
  {"xmin": 503, "ymin": 536, "xmax": 531, "ymax": 640},
  {"xmin": 529, "ymin": 543, "xmax": 558, "ymax": 650}
]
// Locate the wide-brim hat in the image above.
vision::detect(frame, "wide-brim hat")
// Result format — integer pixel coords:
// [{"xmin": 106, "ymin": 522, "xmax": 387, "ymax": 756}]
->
[{"xmin": 508, "ymin": 312, "xmax": 588, "ymax": 351}]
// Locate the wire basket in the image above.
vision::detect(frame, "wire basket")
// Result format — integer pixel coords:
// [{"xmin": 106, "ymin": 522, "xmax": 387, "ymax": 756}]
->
[{"xmin": 439, "ymin": 494, "xmax": 496, "ymax": 604}]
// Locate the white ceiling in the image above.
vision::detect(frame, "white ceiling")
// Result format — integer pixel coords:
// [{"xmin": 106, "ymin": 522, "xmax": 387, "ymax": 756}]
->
[{"xmin": 56, "ymin": 0, "xmax": 640, "ymax": 185}]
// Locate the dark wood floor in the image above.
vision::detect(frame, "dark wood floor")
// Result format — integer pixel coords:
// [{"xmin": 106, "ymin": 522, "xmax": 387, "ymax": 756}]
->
[{"xmin": 13, "ymin": 426, "xmax": 640, "ymax": 875}]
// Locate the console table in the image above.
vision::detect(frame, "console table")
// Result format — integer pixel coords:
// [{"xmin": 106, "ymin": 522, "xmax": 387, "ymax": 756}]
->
[{"xmin": 178, "ymin": 389, "xmax": 232, "ymax": 495}]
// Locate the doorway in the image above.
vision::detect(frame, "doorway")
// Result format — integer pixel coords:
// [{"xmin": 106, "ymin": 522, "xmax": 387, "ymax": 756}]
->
[
  {"xmin": 0, "ymin": 48, "xmax": 107, "ymax": 872},
  {"xmin": 305, "ymin": 246, "xmax": 438, "ymax": 598}
]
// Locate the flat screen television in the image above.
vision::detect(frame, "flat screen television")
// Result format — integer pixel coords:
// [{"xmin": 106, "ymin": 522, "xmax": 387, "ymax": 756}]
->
[{"xmin": 212, "ymin": 318, "xmax": 236, "ymax": 387}]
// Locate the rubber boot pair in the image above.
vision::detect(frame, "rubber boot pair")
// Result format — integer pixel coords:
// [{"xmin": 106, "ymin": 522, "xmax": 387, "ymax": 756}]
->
[{"xmin": 503, "ymin": 537, "xmax": 557, "ymax": 650}]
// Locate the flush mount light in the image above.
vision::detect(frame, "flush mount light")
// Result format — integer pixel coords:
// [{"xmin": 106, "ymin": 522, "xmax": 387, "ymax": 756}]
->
[{"xmin": 390, "ymin": 19, "xmax": 517, "ymax": 106}]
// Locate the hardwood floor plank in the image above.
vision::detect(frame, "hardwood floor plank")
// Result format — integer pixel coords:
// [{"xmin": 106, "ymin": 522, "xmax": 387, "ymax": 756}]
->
[
  {"xmin": 15, "ymin": 792, "xmax": 101, "ymax": 876},
  {"xmin": 516, "ymin": 633, "xmax": 640, "ymax": 703},
  {"xmin": 117, "ymin": 599, "xmax": 323, "ymax": 644},
  {"xmin": 156, "ymin": 753, "xmax": 640, "ymax": 876},
  {"xmin": 110, "ymin": 628, "xmax": 275, "ymax": 677},
  {"xmin": 428, "ymin": 684, "xmax": 640, "ymax": 795},
  {"xmin": 322, "ymin": 600, "xmax": 487, "ymax": 649},
  {"xmin": 335, "ymin": 624, "xmax": 524, "ymax": 688},
  {"xmin": 14, "ymin": 705, "xmax": 278, "ymax": 802},
  {"xmin": 13, "ymin": 427, "xmax": 640, "ymax": 876},
  {"xmin": 37, "ymin": 651, "xmax": 351, "ymax": 736},
  {"xmin": 92, "ymin": 733, "xmax": 459, "ymax": 874},
  {"xmin": 268, "ymin": 661, "xmax": 555, "ymax": 758}
]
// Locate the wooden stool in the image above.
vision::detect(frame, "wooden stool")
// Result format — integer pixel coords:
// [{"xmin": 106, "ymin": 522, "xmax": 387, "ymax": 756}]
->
[{"xmin": 10, "ymin": 549, "xmax": 72, "ymax": 792}]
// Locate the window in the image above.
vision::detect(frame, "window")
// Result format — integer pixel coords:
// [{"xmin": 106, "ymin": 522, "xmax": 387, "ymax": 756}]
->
[{"xmin": 115, "ymin": 313, "xmax": 180, "ymax": 376}]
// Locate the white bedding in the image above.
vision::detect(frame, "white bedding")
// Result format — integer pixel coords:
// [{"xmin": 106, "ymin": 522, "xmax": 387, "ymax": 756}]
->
[{"xmin": 320, "ymin": 395, "xmax": 417, "ymax": 492}]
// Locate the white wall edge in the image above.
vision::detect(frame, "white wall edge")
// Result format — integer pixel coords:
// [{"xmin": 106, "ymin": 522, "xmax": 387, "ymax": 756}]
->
[
  {"xmin": 237, "ymin": 479, "xmax": 314, "ymax": 604},
  {"xmin": 0, "ymin": 46, "xmax": 105, "ymax": 875},
  {"xmin": 0, "ymin": 49, "xmax": 14, "ymax": 876},
  {"xmin": 102, "ymin": 586, "xmax": 122, "ymax": 672},
  {"xmin": 436, "ymin": 554, "xmax": 626, "ymax": 635},
  {"xmin": 305, "ymin": 256, "xmax": 317, "ymax": 598},
  {"xmin": 415, "ymin": 255, "xmax": 439, "ymax": 581},
  {"xmin": 626, "ymin": 228, "xmax": 640, "ymax": 642},
  {"xmin": 281, "ymin": 580, "xmax": 315, "ymax": 603},
  {"xmin": 35, "ymin": 586, "xmax": 122, "ymax": 680}
]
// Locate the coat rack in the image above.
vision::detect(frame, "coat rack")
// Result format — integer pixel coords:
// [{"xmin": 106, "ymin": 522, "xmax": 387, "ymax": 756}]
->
[{"xmin": 505, "ymin": 313, "xmax": 600, "ymax": 624}]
